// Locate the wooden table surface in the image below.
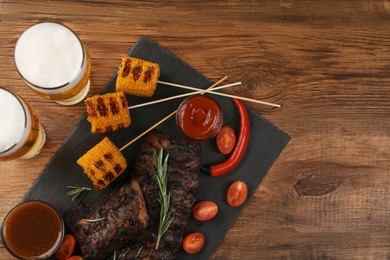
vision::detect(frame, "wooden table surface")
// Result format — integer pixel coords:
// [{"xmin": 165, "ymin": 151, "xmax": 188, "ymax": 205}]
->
[{"xmin": 1, "ymin": 1, "xmax": 390, "ymax": 259}]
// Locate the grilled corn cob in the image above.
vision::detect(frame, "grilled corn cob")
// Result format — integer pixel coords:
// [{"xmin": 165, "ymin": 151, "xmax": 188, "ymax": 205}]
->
[
  {"xmin": 77, "ymin": 137, "xmax": 127, "ymax": 189},
  {"xmin": 85, "ymin": 91, "xmax": 130, "ymax": 134},
  {"xmin": 116, "ymin": 56, "xmax": 160, "ymax": 97}
]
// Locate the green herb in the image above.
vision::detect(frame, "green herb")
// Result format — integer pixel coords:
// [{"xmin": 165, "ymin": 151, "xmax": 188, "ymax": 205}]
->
[
  {"xmin": 67, "ymin": 186, "xmax": 91, "ymax": 204},
  {"xmin": 153, "ymin": 148, "xmax": 174, "ymax": 250},
  {"xmin": 112, "ymin": 250, "xmax": 117, "ymax": 260},
  {"xmin": 135, "ymin": 246, "xmax": 143, "ymax": 258},
  {"xmin": 81, "ymin": 217, "xmax": 105, "ymax": 223}
]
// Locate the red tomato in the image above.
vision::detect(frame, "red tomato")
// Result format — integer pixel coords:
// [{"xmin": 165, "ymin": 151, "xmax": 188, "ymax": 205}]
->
[
  {"xmin": 182, "ymin": 232, "xmax": 205, "ymax": 254},
  {"xmin": 192, "ymin": 201, "xmax": 218, "ymax": 221},
  {"xmin": 55, "ymin": 234, "xmax": 76, "ymax": 260},
  {"xmin": 216, "ymin": 126, "xmax": 236, "ymax": 154},
  {"xmin": 227, "ymin": 181, "xmax": 248, "ymax": 207},
  {"xmin": 65, "ymin": 257, "xmax": 82, "ymax": 260}
]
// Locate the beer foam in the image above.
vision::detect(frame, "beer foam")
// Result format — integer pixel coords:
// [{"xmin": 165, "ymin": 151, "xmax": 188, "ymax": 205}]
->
[
  {"xmin": 15, "ymin": 22, "xmax": 83, "ymax": 89},
  {"xmin": 0, "ymin": 89, "xmax": 27, "ymax": 153}
]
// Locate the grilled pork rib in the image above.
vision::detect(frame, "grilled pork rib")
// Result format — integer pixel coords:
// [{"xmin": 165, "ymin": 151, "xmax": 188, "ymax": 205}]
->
[
  {"xmin": 118, "ymin": 131, "xmax": 201, "ymax": 259},
  {"xmin": 66, "ymin": 132, "xmax": 201, "ymax": 259},
  {"xmin": 66, "ymin": 179, "xmax": 149, "ymax": 259}
]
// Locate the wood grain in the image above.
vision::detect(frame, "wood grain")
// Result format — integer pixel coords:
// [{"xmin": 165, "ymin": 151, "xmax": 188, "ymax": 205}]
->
[{"xmin": 1, "ymin": 1, "xmax": 390, "ymax": 259}]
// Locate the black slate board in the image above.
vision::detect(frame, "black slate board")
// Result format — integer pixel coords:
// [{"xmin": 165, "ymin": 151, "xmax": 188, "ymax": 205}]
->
[{"xmin": 20, "ymin": 36, "xmax": 290, "ymax": 259}]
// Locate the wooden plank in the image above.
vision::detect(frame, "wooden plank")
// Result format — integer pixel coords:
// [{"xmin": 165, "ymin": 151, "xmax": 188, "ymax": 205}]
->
[{"xmin": 1, "ymin": 1, "xmax": 390, "ymax": 259}]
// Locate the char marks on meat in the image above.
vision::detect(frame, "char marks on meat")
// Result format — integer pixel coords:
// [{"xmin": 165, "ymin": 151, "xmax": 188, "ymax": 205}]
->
[
  {"xmin": 118, "ymin": 131, "xmax": 201, "ymax": 259},
  {"xmin": 66, "ymin": 179, "xmax": 149, "ymax": 259},
  {"xmin": 66, "ymin": 131, "xmax": 201, "ymax": 259}
]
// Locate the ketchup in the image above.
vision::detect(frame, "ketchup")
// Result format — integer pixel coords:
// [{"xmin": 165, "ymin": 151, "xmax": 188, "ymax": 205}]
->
[{"xmin": 176, "ymin": 95, "xmax": 223, "ymax": 140}]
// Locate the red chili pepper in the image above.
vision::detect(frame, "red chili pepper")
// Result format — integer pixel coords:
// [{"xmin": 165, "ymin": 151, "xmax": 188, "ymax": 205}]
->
[{"xmin": 203, "ymin": 98, "xmax": 250, "ymax": 176}]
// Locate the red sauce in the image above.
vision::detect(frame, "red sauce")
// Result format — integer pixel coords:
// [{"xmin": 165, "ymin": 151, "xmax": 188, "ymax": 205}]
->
[
  {"xmin": 176, "ymin": 95, "xmax": 223, "ymax": 140},
  {"xmin": 1, "ymin": 200, "xmax": 64, "ymax": 259}
]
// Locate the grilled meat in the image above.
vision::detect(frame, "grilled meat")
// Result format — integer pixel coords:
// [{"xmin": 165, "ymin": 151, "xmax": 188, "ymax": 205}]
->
[
  {"xmin": 66, "ymin": 179, "xmax": 149, "ymax": 259},
  {"xmin": 117, "ymin": 131, "xmax": 201, "ymax": 259}
]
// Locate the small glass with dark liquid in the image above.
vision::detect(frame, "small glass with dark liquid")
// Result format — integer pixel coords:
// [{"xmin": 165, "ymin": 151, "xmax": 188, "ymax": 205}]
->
[{"xmin": 1, "ymin": 200, "xmax": 64, "ymax": 259}]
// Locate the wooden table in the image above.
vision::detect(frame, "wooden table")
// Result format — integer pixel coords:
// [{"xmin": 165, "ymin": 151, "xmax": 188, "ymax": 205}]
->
[{"xmin": 1, "ymin": 1, "xmax": 389, "ymax": 259}]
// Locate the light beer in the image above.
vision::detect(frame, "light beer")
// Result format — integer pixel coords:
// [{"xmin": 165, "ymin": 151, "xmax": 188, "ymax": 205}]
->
[
  {"xmin": 14, "ymin": 22, "xmax": 91, "ymax": 105},
  {"xmin": 0, "ymin": 87, "xmax": 46, "ymax": 160}
]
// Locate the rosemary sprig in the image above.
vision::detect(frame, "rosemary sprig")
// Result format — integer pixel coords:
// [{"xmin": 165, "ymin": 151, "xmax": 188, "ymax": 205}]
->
[
  {"xmin": 80, "ymin": 217, "xmax": 105, "ymax": 223},
  {"xmin": 135, "ymin": 246, "xmax": 143, "ymax": 258},
  {"xmin": 153, "ymin": 148, "xmax": 174, "ymax": 250},
  {"xmin": 67, "ymin": 186, "xmax": 91, "ymax": 204}
]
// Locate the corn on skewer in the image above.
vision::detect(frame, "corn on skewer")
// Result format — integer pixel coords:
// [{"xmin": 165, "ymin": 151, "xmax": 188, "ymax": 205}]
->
[
  {"xmin": 116, "ymin": 56, "xmax": 280, "ymax": 108},
  {"xmin": 85, "ymin": 91, "xmax": 130, "ymax": 134},
  {"xmin": 77, "ymin": 137, "xmax": 127, "ymax": 189},
  {"xmin": 116, "ymin": 56, "xmax": 160, "ymax": 97}
]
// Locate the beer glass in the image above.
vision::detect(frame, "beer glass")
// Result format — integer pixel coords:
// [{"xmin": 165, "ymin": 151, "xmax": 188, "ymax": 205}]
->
[
  {"xmin": 14, "ymin": 22, "xmax": 91, "ymax": 105},
  {"xmin": 0, "ymin": 87, "xmax": 46, "ymax": 160}
]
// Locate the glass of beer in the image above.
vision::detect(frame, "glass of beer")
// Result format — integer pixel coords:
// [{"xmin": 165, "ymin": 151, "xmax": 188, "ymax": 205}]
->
[
  {"xmin": 14, "ymin": 22, "xmax": 91, "ymax": 106},
  {"xmin": 0, "ymin": 87, "xmax": 46, "ymax": 160}
]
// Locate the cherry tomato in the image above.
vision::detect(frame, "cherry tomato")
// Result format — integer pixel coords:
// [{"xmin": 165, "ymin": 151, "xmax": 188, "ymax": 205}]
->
[
  {"xmin": 65, "ymin": 257, "xmax": 82, "ymax": 260},
  {"xmin": 182, "ymin": 232, "xmax": 205, "ymax": 254},
  {"xmin": 227, "ymin": 181, "xmax": 248, "ymax": 207},
  {"xmin": 55, "ymin": 234, "xmax": 76, "ymax": 260},
  {"xmin": 216, "ymin": 125, "xmax": 236, "ymax": 154},
  {"xmin": 192, "ymin": 201, "xmax": 218, "ymax": 221}
]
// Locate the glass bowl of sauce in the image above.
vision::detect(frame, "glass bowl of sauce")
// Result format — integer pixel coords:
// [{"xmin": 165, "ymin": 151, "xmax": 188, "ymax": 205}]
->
[
  {"xmin": 1, "ymin": 200, "xmax": 64, "ymax": 260},
  {"xmin": 176, "ymin": 95, "xmax": 223, "ymax": 140}
]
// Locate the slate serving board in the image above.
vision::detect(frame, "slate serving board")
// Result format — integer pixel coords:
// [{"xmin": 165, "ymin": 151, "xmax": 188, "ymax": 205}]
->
[{"xmin": 20, "ymin": 36, "xmax": 290, "ymax": 259}]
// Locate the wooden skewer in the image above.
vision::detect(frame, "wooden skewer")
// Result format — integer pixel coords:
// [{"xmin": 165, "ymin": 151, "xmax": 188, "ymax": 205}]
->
[
  {"xmin": 158, "ymin": 80, "xmax": 280, "ymax": 108},
  {"xmin": 158, "ymin": 80, "xmax": 233, "ymax": 93},
  {"xmin": 210, "ymin": 90, "xmax": 280, "ymax": 107},
  {"xmin": 202, "ymin": 76, "xmax": 228, "ymax": 93},
  {"xmin": 128, "ymin": 81, "xmax": 241, "ymax": 110},
  {"xmin": 119, "ymin": 110, "xmax": 177, "ymax": 151},
  {"xmin": 119, "ymin": 76, "xmax": 228, "ymax": 151}
]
